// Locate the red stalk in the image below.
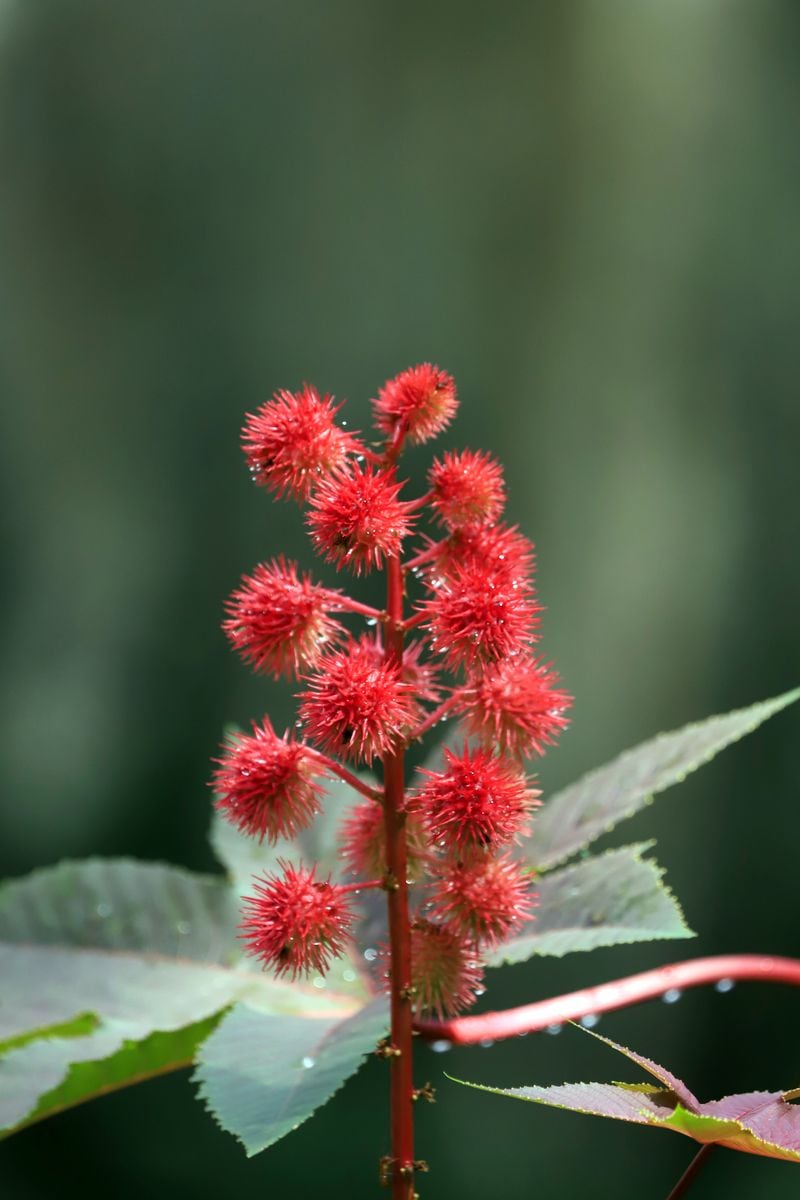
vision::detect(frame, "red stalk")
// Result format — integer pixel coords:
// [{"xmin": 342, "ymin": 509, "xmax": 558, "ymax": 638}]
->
[
  {"xmin": 303, "ymin": 748, "xmax": 382, "ymax": 802},
  {"xmin": 382, "ymin": 552, "xmax": 417, "ymax": 1199},
  {"xmin": 409, "ymin": 693, "xmax": 459, "ymax": 742},
  {"xmin": 335, "ymin": 596, "xmax": 388, "ymax": 622},
  {"xmin": 413, "ymin": 954, "xmax": 800, "ymax": 1044}
]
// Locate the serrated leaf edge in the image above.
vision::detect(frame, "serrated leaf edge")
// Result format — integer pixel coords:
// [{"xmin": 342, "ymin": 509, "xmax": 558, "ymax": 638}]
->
[{"xmin": 533, "ymin": 687, "xmax": 800, "ymax": 871}]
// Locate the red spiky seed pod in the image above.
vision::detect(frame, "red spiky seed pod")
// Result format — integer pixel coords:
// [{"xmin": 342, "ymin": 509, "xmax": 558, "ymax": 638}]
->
[
  {"xmin": 422, "ymin": 562, "xmax": 541, "ymax": 671},
  {"xmin": 373, "ymin": 363, "xmax": 458, "ymax": 445},
  {"xmin": 240, "ymin": 861, "xmax": 354, "ymax": 978},
  {"xmin": 298, "ymin": 636, "xmax": 421, "ymax": 763},
  {"xmin": 428, "ymin": 522, "xmax": 535, "ymax": 585},
  {"xmin": 339, "ymin": 800, "xmax": 430, "ymax": 882},
  {"xmin": 242, "ymin": 386, "xmax": 362, "ymax": 501},
  {"xmin": 408, "ymin": 919, "xmax": 485, "ymax": 1017},
  {"xmin": 212, "ymin": 718, "xmax": 325, "ymax": 843},
  {"xmin": 454, "ymin": 655, "xmax": 572, "ymax": 759},
  {"xmin": 307, "ymin": 464, "xmax": 415, "ymax": 574},
  {"xmin": 355, "ymin": 634, "xmax": 442, "ymax": 705},
  {"xmin": 223, "ymin": 557, "xmax": 345, "ymax": 679},
  {"xmin": 428, "ymin": 853, "xmax": 536, "ymax": 947},
  {"xmin": 416, "ymin": 745, "xmax": 539, "ymax": 856},
  {"xmin": 428, "ymin": 449, "xmax": 506, "ymax": 531}
]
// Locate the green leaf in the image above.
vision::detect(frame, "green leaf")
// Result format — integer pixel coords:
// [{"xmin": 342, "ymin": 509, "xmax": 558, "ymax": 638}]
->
[
  {"xmin": 193, "ymin": 996, "xmax": 388, "ymax": 1155},
  {"xmin": 0, "ymin": 859, "xmax": 359, "ymax": 1133},
  {"xmin": 450, "ymin": 1028, "xmax": 800, "ymax": 1163},
  {"xmin": 1, "ymin": 1016, "xmax": 219, "ymax": 1136},
  {"xmin": 485, "ymin": 844, "xmax": 693, "ymax": 966},
  {"xmin": 531, "ymin": 688, "xmax": 800, "ymax": 870}
]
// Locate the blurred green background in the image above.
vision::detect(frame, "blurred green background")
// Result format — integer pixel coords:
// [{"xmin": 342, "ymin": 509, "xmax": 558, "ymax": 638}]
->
[{"xmin": 1, "ymin": 1, "xmax": 799, "ymax": 1197}]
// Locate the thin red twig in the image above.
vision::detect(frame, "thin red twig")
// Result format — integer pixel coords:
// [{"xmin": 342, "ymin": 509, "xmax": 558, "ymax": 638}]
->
[
  {"xmin": 413, "ymin": 955, "xmax": 800, "ymax": 1044},
  {"xmin": 303, "ymin": 748, "xmax": 383, "ymax": 802},
  {"xmin": 664, "ymin": 1144, "xmax": 715, "ymax": 1200}
]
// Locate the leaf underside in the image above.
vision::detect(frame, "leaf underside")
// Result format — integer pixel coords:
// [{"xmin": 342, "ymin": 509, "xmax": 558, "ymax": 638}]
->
[
  {"xmin": 0, "ymin": 859, "xmax": 358, "ymax": 1134},
  {"xmin": 193, "ymin": 996, "xmax": 389, "ymax": 1155},
  {"xmin": 486, "ymin": 843, "xmax": 693, "ymax": 966},
  {"xmin": 530, "ymin": 688, "xmax": 800, "ymax": 870}
]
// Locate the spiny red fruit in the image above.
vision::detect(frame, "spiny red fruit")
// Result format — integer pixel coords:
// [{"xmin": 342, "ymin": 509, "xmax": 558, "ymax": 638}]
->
[
  {"xmin": 433, "ymin": 522, "xmax": 535, "ymax": 584},
  {"xmin": 428, "ymin": 854, "xmax": 536, "ymax": 946},
  {"xmin": 212, "ymin": 718, "xmax": 325, "ymax": 843},
  {"xmin": 242, "ymin": 386, "xmax": 361, "ymax": 501},
  {"xmin": 374, "ymin": 363, "xmax": 458, "ymax": 445},
  {"xmin": 339, "ymin": 799, "xmax": 429, "ymax": 882},
  {"xmin": 240, "ymin": 861, "xmax": 354, "ymax": 978},
  {"xmin": 422, "ymin": 562, "xmax": 541, "ymax": 670},
  {"xmin": 356, "ymin": 634, "xmax": 441, "ymax": 704},
  {"xmin": 223, "ymin": 557, "xmax": 345, "ymax": 678},
  {"xmin": 306, "ymin": 464, "xmax": 415, "ymax": 574},
  {"xmin": 428, "ymin": 449, "xmax": 506, "ymax": 531},
  {"xmin": 416, "ymin": 745, "xmax": 539, "ymax": 856},
  {"xmin": 454, "ymin": 655, "xmax": 572, "ymax": 758},
  {"xmin": 298, "ymin": 636, "xmax": 421, "ymax": 763},
  {"xmin": 408, "ymin": 919, "xmax": 484, "ymax": 1017}
]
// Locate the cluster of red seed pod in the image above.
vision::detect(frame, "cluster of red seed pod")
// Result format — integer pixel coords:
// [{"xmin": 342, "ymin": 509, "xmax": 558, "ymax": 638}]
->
[{"xmin": 213, "ymin": 365, "xmax": 571, "ymax": 1016}]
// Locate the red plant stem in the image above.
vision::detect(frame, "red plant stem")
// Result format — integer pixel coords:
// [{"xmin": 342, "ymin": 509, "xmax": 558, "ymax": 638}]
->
[
  {"xmin": 664, "ymin": 1145, "xmax": 715, "ymax": 1200},
  {"xmin": 338, "ymin": 878, "xmax": 384, "ymax": 895},
  {"xmin": 410, "ymin": 693, "xmax": 459, "ymax": 742},
  {"xmin": 385, "ymin": 423, "xmax": 408, "ymax": 467},
  {"xmin": 405, "ymin": 540, "xmax": 445, "ymax": 572},
  {"xmin": 335, "ymin": 596, "xmax": 388, "ymax": 622},
  {"xmin": 383, "ymin": 553, "xmax": 416, "ymax": 1199},
  {"xmin": 303, "ymin": 749, "xmax": 382, "ymax": 802},
  {"xmin": 401, "ymin": 611, "xmax": 428, "ymax": 634},
  {"xmin": 413, "ymin": 955, "xmax": 800, "ymax": 1044}
]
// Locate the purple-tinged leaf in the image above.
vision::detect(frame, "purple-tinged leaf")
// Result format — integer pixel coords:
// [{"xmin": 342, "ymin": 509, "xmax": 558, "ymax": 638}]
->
[{"xmin": 451, "ymin": 1026, "xmax": 800, "ymax": 1163}]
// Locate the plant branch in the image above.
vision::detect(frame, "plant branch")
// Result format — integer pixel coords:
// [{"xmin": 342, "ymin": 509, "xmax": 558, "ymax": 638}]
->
[
  {"xmin": 303, "ymin": 748, "xmax": 383, "ymax": 802},
  {"xmin": 413, "ymin": 954, "xmax": 800, "ymax": 1044},
  {"xmin": 335, "ymin": 596, "xmax": 388, "ymax": 622},
  {"xmin": 404, "ymin": 541, "xmax": 444, "ymax": 572},
  {"xmin": 664, "ymin": 1144, "xmax": 715, "ymax": 1200},
  {"xmin": 383, "ymin": 552, "xmax": 416, "ymax": 1199},
  {"xmin": 409, "ymin": 693, "xmax": 459, "ymax": 742},
  {"xmin": 401, "ymin": 610, "xmax": 428, "ymax": 634}
]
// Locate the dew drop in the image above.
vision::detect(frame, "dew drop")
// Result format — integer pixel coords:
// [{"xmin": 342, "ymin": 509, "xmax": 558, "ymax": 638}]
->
[
  {"xmin": 580, "ymin": 1013, "xmax": 600, "ymax": 1029},
  {"xmin": 546, "ymin": 1023, "xmax": 562, "ymax": 1036},
  {"xmin": 342, "ymin": 968, "xmax": 356, "ymax": 983},
  {"xmin": 715, "ymin": 977, "xmax": 735, "ymax": 994},
  {"xmin": 301, "ymin": 1056, "xmax": 316, "ymax": 1069},
  {"xmin": 176, "ymin": 920, "xmax": 191, "ymax": 936},
  {"xmin": 431, "ymin": 1040, "xmax": 452, "ymax": 1054},
  {"xmin": 95, "ymin": 902, "xmax": 112, "ymax": 918},
  {"xmin": 366, "ymin": 617, "xmax": 378, "ymax": 627},
  {"xmin": 479, "ymin": 1038, "xmax": 495, "ymax": 1049},
  {"xmin": 662, "ymin": 988, "xmax": 682, "ymax": 1004},
  {"xmin": 312, "ymin": 976, "xmax": 326, "ymax": 989},
  {"xmin": 363, "ymin": 947, "xmax": 378, "ymax": 962}
]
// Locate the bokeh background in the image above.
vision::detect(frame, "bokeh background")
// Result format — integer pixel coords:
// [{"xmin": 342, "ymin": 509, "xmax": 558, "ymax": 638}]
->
[{"xmin": 1, "ymin": 2, "xmax": 799, "ymax": 1197}]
